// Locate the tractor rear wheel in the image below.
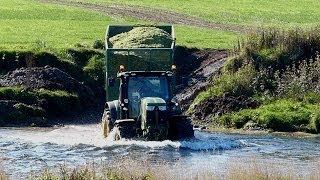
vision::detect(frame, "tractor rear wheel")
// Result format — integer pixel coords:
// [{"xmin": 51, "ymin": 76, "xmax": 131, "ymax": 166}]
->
[{"xmin": 170, "ymin": 116, "xmax": 194, "ymax": 140}]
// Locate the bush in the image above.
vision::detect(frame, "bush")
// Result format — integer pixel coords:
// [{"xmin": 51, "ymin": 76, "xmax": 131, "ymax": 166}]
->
[
  {"xmin": 93, "ymin": 39, "xmax": 105, "ymax": 49},
  {"xmin": 310, "ymin": 112, "xmax": 320, "ymax": 133},
  {"xmin": 66, "ymin": 48, "xmax": 103, "ymax": 67},
  {"xmin": 13, "ymin": 103, "xmax": 45, "ymax": 117},
  {"xmin": 83, "ymin": 55, "xmax": 105, "ymax": 85}
]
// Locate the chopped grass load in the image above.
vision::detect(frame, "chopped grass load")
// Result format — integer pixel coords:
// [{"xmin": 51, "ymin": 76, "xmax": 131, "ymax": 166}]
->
[{"xmin": 109, "ymin": 27, "xmax": 172, "ymax": 48}]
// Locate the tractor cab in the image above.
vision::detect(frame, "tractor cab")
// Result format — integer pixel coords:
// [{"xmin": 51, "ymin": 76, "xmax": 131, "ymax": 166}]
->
[{"xmin": 117, "ymin": 71, "xmax": 174, "ymax": 120}]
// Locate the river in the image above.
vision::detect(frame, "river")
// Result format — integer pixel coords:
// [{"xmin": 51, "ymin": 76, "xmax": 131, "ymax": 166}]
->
[{"xmin": 0, "ymin": 124, "xmax": 319, "ymax": 179}]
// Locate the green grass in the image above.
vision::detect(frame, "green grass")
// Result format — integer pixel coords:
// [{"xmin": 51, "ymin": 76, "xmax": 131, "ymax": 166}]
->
[
  {"xmin": 218, "ymin": 99, "xmax": 320, "ymax": 133},
  {"xmin": 0, "ymin": 0, "xmax": 129, "ymax": 50},
  {"xmin": 73, "ymin": 0, "xmax": 320, "ymax": 27},
  {"xmin": 0, "ymin": 0, "xmax": 240, "ymax": 50},
  {"xmin": 176, "ymin": 26, "xmax": 238, "ymax": 49}
]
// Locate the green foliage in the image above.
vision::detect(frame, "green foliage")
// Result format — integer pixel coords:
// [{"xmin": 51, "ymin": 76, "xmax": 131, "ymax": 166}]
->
[
  {"xmin": 36, "ymin": 89, "xmax": 80, "ymax": 116},
  {"xmin": 0, "ymin": 87, "xmax": 37, "ymax": 104},
  {"xmin": 66, "ymin": 48, "xmax": 103, "ymax": 67},
  {"xmin": 190, "ymin": 64, "xmax": 256, "ymax": 111},
  {"xmin": 83, "ymin": 55, "xmax": 106, "ymax": 85},
  {"xmin": 93, "ymin": 39, "xmax": 105, "ymax": 49},
  {"xmin": 310, "ymin": 112, "xmax": 320, "ymax": 133},
  {"xmin": 0, "ymin": 87, "xmax": 80, "ymax": 118},
  {"xmin": 219, "ymin": 99, "xmax": 320, "ymax": 132},
  {"xmin": 236, "ymin": 28, "xmax": 320, "ymax": 71},
  {"xmin": 14, "ymin": 103, "xmax": 46, "ymax": 117}
]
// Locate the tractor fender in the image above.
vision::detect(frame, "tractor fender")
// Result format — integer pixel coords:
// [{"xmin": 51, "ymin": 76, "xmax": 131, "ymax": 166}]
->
[{"xmin": 105, "ymin": 100, "xmax": 120, "ymax": 120}]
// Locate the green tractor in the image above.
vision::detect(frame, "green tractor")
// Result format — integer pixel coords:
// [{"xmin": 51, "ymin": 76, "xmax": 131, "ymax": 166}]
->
[{"xmin": 101, "ymin": 25, "xmax": 194, "ymax": 141}]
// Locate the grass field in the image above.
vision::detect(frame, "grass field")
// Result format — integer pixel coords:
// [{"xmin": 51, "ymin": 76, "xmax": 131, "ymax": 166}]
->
[
  {"xmin": 71, "ymin": 0, "xmax": 320, "ymax": 27},
  {"xmin": 0, "ymin": 0, "xmax": 239, "ymax": 50},
  {"xmin": 1, "ymin": 0, "xmax": 320, "ymax": 50}
]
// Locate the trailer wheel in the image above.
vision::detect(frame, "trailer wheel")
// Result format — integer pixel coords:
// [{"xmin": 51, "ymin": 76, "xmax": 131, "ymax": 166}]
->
[{"xmin": 101, "ymin": 109, "xmax": 113, "ymax": 138}]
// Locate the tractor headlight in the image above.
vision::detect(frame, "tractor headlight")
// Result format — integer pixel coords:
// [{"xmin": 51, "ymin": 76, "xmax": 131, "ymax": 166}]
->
[{"xmin": 158, "ymin": 106, "xmax": 167, "ymax": 111}]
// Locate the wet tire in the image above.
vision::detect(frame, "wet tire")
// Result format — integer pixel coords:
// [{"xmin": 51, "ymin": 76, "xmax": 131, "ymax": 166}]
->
[
  {"xmin": 101, "ymin": 109, "xmax": 113, "ymax": 138},
  {"xmin": 170, "ymin": 117, "xmax": 194, "ymax": 140},
  {"xmin": 114, "ymin": 122, "xmax": 136, "ymax": 140}
]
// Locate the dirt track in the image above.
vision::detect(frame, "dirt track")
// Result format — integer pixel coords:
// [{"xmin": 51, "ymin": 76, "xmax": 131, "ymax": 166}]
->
[{"xmin": 38, "ymin": 0, "xmax": 248, "ymax": 33}]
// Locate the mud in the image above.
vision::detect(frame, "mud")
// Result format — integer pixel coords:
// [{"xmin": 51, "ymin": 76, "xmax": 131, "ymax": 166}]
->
[
  {"xmin": 191, "ymin": 95, "xmax": 259, "ymax": 122},
  {"xmin": 174, "ymin": 48, "xmax": 229, "ymax": 111},
  {"xmin": 38, "ymin": 0, "xmax": 249, "ymax": 33},
  {"xmin": 0, "ymin": 66, "xmax": 93, "ymax": 98}
]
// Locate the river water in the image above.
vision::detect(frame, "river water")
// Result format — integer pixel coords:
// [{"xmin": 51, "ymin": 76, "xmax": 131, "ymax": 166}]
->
[{"xmin": 0, "ymin": 124, "xmax": 320, "ymax": 179}]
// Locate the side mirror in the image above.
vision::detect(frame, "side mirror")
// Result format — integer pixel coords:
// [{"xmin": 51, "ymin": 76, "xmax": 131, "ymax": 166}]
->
[
  {"xmin": 182, "ymin": 77, "xmax": 189, "ymax": 87},
  {"xmin": 108, "ymin": 77, "xmax": 115, "ymax": 87}
]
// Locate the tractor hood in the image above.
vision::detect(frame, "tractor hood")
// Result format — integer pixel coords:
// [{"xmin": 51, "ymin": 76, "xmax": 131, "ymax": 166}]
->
[
  {"xmin": 141, "ymin": 97, "xmax": 167, "ymax": 111},
  {"xmin": 140, "ymin": 97, "xmax": 168, "ymax": 139}
]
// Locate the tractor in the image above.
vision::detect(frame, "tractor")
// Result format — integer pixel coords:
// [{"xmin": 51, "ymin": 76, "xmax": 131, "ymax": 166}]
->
[{"xmin": 101, "ymin": 25, "xmax": 194, "ymax": 140}]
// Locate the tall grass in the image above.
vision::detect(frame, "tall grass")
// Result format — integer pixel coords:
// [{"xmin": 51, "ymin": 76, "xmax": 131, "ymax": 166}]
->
[
  {"xmin": 5, "ymin": 158, "xmax": 318, "ymax": 180},
  {"xmin": 191, "ymin": 27, "xmax": 320, "ymax": 133}
]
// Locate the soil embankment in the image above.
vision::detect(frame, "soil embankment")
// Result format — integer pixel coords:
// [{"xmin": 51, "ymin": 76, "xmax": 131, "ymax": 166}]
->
[{"xmin": 0, "ymin": 47, "xmax": 228, "ymax": 126}]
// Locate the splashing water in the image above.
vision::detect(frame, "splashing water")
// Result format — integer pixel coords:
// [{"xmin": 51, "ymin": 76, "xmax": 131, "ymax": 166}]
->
[{"xmin": 0, "ymin": 124, "xmax": 319, "ymax": 178}]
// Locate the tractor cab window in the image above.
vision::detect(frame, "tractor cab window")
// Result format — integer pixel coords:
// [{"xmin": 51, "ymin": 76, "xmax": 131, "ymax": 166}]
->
[{"xmin": 127, "ymin": 76, "xmax": 169, "ymax": 118}]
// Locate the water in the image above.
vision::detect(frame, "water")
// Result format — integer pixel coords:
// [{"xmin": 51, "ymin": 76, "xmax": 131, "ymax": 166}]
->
[{"xmin": 0, "ymin": 124, "xmax": 320, "ymax": 179}]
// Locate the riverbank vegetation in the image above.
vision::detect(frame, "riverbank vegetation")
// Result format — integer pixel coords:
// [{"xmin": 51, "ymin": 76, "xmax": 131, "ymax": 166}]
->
[
  {"xmin": 0, "ymin": 46, "xmax": 105, "ymax": 126},
  {"xmin": 2, "ymin": 159, "xmax": 319, "ymax": 180},
  {"xmin": 191, "ymin": 27, "xmax": 320, "ymax": 133}
]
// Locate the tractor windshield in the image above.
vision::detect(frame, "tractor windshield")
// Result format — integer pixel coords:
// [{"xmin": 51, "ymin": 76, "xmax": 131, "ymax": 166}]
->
[{"xmin": 127, "ymin": 76, "xmax": 169, "ymax": 118}]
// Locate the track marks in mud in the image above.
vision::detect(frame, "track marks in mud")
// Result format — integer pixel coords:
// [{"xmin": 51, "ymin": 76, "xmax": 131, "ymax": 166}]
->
[{"xmin": 38, "ymin": 0, "xmax": 248, "ymax": 33}]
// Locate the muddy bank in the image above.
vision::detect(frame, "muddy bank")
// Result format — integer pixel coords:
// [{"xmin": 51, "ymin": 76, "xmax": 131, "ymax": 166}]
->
[
  {"xmin": 0, "ymin": 46, "xmax": 227, "ymax": 127},
  {"xmin": 0, "ymin": 48, "xmax": 105, "ymax": 126},
  {"xmin": 174, "ymin": 48, "xmax": 229, "ymax": 111}
]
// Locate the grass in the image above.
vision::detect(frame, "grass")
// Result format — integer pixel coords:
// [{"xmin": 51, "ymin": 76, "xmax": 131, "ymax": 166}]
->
[
  {"xmin": 190, "ymin": 28, "xmax": 320, "ymax": 134},
  {"xmin": 218, "ymin": 99, "xmax": 320, "ymax": 132},
  {"xmin": 0, "ymin": 87, "xmax": 80, "ymax": 123},
  {"xmin": 0, "ymin": 0, "xmax": 239, "ymax": 50},
  {"xmin": 7, "ymin": 158, "xmax": 319, "ymax": 180},
  {"xmin": 71, "ymin": 0, "xmax": 320, "ymax": 27}
]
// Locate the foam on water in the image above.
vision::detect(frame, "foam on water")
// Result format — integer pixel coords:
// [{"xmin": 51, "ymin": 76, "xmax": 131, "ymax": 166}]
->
[{"xmin": 0, "ymin": 124, "xmax": 247, "ymax": 151}]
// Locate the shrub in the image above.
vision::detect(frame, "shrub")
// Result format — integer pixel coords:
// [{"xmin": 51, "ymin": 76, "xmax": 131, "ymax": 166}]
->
[
  {"xmin": 66, "ymin": 48, "xmax": 103, "ymax": 67},
  {"xmin": 93, "ymin": 39, "xmax": 105, "ymax": 49},
  {"xmin": 83, "ymin": 55, "xmax": 105, "ymax": 85},
  {"xmin": 310, "ymin": 112, "xmax": 320, "ymax": 133}
]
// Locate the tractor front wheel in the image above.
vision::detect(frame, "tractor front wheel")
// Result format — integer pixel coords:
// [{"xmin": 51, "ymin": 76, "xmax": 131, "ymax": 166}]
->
[{"xmin": 101, "ymin": 109, "xmax": 113, "ymax": 138}]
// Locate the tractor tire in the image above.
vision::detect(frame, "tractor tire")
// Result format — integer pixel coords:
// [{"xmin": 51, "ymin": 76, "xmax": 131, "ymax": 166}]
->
[
  {"xmin": 101, "ymin": 109, "xmax": 113, "ymax": 138},
  {"xmin": 171, "ymin": 117, "xmax": 194, "ymax": 140},
  {"xmin": 114, "ymin": 123, "xmax": 136, "ymax": 140}
]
